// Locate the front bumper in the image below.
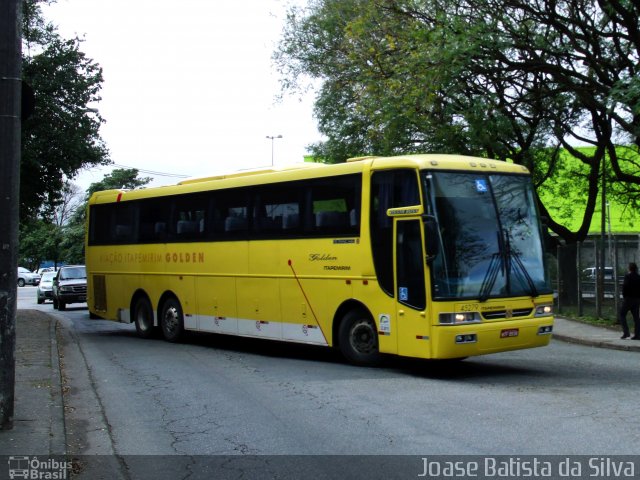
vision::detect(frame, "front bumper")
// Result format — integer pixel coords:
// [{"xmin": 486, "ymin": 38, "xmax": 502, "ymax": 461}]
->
[
  {"xmin": 431, "ymin": 317, "xmax": 554, "ymax": 359},
  {"xmin": 57, "ymin": 292, "xmax": 87, "ymax": 304}
]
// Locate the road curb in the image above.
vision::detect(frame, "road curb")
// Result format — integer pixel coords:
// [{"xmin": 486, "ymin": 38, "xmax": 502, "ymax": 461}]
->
[
  {"xmin": 49, "ymin": 318, "xmax": 66, "ymax": 455},
  {"xmin": 553, "ymin": 333, "xmax": 640, "ymax": 352}
]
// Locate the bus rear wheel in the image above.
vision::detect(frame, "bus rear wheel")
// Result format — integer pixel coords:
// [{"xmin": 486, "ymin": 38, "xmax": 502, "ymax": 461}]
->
[
  {"xmin": 338, "ymin": 309, "xmax": 381, "ymax": 366},
  {"xmin": 160, "ymin": 297, "xmax": 184, "ymax": 343},
  {"xmin": 134, "ymin": 296, "xmax": 155, "ymax": 339}
]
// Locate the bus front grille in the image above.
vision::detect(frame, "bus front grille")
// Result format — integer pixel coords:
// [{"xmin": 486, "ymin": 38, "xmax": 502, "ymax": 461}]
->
[{"xmin": 481, "ymin": 308, "xmax": 532, "ymax": 320}]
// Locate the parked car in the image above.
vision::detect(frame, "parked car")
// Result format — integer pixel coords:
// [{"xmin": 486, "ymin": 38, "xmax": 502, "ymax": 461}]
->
[
  {"xmin": 37, "ymin": 266, "xmax": 59, "ymax": 275},
  {"xmin": 52, "ymin": 265, "xmax": 87, "ymax": 310},
  {"xmin": 582, "ymin": 266, "xmax": 614, "ymax": 280},
  {"xmin": 36, "ymin": 271, "xmax": 57, "ymax": 304},
  {"xmin": 17, "ymin": 267, "xmax": 40, "ymax": 287}
]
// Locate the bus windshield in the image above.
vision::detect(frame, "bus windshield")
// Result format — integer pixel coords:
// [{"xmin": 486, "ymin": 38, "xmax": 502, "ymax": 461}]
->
[{"xmin": 423, "ymin": 171, "xmax": 551, "ymax": 301}]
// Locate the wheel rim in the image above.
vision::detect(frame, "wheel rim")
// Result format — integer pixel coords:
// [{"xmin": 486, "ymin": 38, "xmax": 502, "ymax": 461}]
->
[
  {"xmin": 349, "ymin": 319, "xmax": 377, "ymax": 355},
  {"xmin": 163, "ymin": 306, "xmax": 179, "ymax": 334}
]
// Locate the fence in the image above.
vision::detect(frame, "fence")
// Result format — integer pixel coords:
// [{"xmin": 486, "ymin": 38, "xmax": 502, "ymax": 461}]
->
[{"xmin": 551, "ymin": 236, "xmax": 640, "ymax": 321}]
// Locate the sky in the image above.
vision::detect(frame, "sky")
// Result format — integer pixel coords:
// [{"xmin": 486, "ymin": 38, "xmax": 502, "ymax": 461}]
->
[{"xmin": 42, "ymin": 0, "xmax": 321, "ymax": 190}]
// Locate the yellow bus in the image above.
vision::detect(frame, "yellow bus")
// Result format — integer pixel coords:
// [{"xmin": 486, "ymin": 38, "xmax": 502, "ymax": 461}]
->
[{"xmin": 86, "ymin": 154, "xmax": 554, "ymax": 365}]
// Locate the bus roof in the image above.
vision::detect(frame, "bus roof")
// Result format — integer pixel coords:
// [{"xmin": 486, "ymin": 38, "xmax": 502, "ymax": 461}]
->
[{"xmin": 88, "ymin": 154, "xmax": 530, "ymax": 204}]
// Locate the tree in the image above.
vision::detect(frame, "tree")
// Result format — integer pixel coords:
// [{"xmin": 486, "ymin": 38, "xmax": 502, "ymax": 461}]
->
[
  {"xmin": 18, "ymin": 220, "xmax": 61, "ymax": 271},
  {"xmin": 18, "ymin": 182, "xmax": 82, "ymax": 269},
  {"xmin": 21, "ymin": 0, "xmax": 110, "ymax": 223},
  {"xmin": 52, "ymin": 182, "xmax": 83, "ymax": 227},
  {"xmin": 447, "ymin": 0, "xmax": 640, "ymax": 243},
  {"xmin": 19, "ymin": 170, "xmax": 150, "ymax": 266},
  {"xmin": 61, "ymin": 169, "xmax": 151, "ymax": 264},
  {"xmin": 274, "ymin": 0, "xmax": 640, "ymax": 245},
  {"xmin": 84, "ymin": 168, "xmax": 151, "ymax": 199}
]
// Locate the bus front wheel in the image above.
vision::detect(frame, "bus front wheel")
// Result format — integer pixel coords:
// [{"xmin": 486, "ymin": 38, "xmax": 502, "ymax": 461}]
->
[
  {"xmin": 160, "ymin": 297, "xmax": 184, "ymax": 343},
  {"xmin": 338, "ymin": 309, "xmax": 381, "ymax": 366},
  {"xmin": 134, "ymin": 296, "xmax": 155, "ymax": 339}
]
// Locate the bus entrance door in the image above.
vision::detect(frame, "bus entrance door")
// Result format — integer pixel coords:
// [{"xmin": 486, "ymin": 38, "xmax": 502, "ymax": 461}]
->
[{"xmin": 394, "ymin": 218, "xmax": 431, "ymax": 359}]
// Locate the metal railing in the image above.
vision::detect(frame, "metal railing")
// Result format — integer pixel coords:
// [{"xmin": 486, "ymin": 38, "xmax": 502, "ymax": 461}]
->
[{"xmin": 551, "ymin": 237, "xmax": 640, "ymax": 320}]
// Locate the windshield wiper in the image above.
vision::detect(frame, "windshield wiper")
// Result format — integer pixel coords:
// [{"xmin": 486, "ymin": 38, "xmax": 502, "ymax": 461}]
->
[
  {"xmin": 478, "ymin": 235, "xmax": 539, "ymax": 301},
  {"xmin": 478, "ymin": 252, "xmax": 502, "ymax": 302},
  {"xmin": 502, "ymin": 231, "xmax": 538, "ymax": 298},
  {"xmin": 509, "ymin": 247, "xmax": 539, "ymax": 298}
]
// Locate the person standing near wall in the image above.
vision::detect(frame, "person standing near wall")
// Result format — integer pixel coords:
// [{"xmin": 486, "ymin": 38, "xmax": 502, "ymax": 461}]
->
[{"xmin": 619, "ymin": 262, "xmax": 640, "ymax": 339}]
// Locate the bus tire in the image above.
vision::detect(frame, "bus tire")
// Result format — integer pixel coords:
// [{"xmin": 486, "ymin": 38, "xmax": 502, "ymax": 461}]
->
[
  {"xmin": 160, "ymin": 297, "xmax": 184, "ymax": 343},
  {"xmin": 133, "ymin": 296, "xmax": 155, "ymax": 339},
  {"xmin": 338, "ymin": 308, "xmax": 381, "ymax": 366}
]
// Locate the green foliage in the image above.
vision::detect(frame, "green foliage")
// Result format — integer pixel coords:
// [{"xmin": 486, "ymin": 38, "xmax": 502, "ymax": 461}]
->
[
  {"xmin": 18, "ymin": 219, "xmax": 63, "ymax": 270},
  {"xmin": 19, "ymin": 169, "xmax": 151, "ymax": 267},
  {"xmin": 275, "ymin": 0, "xmax": 640, "ymax": 244},
  {"xmin": 85, "ymin": 168, "xmax": 152, "ymax": 198},
  {"xmin": 539, "ymin": 146, "xmax": 640, "ymax": 233},
  {"xmin": 58, "ymin": 221, "xmax": 84, "ymax": 265},
  {"xmin": 21, "ymin": 0, "xmax": 110, "ymax": 223},
  {"xmin": 64, "ymin": 168, "xmax": 152, "ymax": 264}
]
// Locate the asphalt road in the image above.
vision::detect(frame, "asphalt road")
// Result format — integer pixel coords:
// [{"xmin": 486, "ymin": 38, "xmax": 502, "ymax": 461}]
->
[{"xmin": 16, "ymin": 286, "xmax": 640, "ymax": 459}]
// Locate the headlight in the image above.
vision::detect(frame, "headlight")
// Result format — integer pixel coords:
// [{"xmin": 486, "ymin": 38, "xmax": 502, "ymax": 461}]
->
[
  {"xmin": 60, "ymin": 286, "xmax": 72, "ymax": 293},
  {"xmin": 439, "ymin": 312, "xmax": 481, "ymax": 325},
  {"xmin": 534, "ymin": 305, "xmax": 553, "ymax": 317}
]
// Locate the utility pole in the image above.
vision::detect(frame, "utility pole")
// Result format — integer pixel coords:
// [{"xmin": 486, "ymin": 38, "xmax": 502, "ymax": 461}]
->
[
  {"xmin": 597, "ymin": 155, "xmax": 606, "ymax": 318},
  {"xmin": 0, "ymin": 0, "xmax": 22, "ymax": 430},
  {"xmin": 266, "ymin": 134, "xmax": 283, "ymax": 166}
]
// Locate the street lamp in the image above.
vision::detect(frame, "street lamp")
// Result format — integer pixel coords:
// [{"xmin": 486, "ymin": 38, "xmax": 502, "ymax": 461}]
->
[{"xmin": 266, "ymin": 134, "xmax": 283, "ymax": 166}]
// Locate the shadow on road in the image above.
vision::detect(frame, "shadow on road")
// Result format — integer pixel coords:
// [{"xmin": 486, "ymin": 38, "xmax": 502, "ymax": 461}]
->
[{"xmin": 76, "ymin": 313, "xmax": 549, "ymax": 380}]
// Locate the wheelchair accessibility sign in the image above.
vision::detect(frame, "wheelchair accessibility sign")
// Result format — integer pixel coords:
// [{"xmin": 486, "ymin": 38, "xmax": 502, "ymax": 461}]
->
[
  {"xmin": 399, "ymin": 287, "xmax": 409, "ymax": 301},
  {"xmin": 475, "ymin": 179, "xmax": 488, "ymax": 193}
]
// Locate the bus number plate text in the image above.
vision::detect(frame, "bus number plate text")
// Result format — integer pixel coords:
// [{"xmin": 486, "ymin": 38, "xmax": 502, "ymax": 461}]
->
[{"xmin": 500, "ymin": 328, "xmax": 519, "ymax": 338}]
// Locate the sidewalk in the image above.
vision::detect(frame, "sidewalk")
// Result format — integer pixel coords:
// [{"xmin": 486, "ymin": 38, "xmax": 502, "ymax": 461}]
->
[
  {"xmin": 0, "ymin": 310, "xmax": 66, "ymax": 457},
  {"xmin": 0, "ymin": 310, "xmax": 638, "ymax": 459},
  {"xmin": 553, "ymin": 315, "xmax": 640, "ymax": 352}
]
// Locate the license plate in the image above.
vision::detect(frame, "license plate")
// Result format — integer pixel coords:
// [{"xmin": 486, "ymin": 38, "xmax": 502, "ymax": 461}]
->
[{"xmin": 500, "ymin": 328, "xmax": 519, "ymax": 338}]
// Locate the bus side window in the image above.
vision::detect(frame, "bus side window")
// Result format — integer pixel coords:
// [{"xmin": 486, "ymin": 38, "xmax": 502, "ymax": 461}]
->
[
  {"xmin": 225, "ymin": 215, "xmax": 247, "ymax": 232},
  {"xmin": 115, "ymin": 224, "xmax": 132, "ymax": 240},
  {"xmin": 212, "ymin": 189, "xmax": 250, "ymax": 239},
  {"xmin": 177, "ymin": 220, "xmax": 198, "ymax": 235},
  {"xmin": 154, "ymin": 222, "xmax": 167, "ymax": 240},
  {"xmin": 89, "ymin": 204, "xmax": 113, "ymax": 245},
  {"xmin": 283, "ymin": 212, "xmax": 299, "ymax": 229},
  {"xmin": 174, "ymin": 194, "xmax": 207, "ymax": 241},
  {"xmin": 315, "ymin": 210, "xmax": 348, "ymax": 228},
  {"xmin": 396, "ymin": 220, "xmax": 426, "ymax": 310},
  {"xmin": 370, "ymin": 169, "xmax": 421, "ymax": 296},
  {"xmin": 309, "ymin": 175, "xmax": 360, "ymax": 236},
  {"xmin": 252, "ymin": 184, "xmax": 302, "ymax": 237},
  {"xmin": 139, "ymin": 197, "xmax": 170, "ymax": 243},
  {"xmin": 112, "ymin": 203, "xmax": 135, "ymax": 244}
]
